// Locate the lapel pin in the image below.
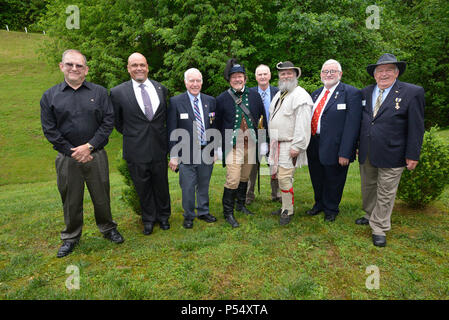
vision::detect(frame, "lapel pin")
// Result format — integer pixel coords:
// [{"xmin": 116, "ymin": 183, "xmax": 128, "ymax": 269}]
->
[
  {"xmin": 90, "ymin": 98, "xmax": 94, "ymax": 102},
  {"xmin": 334, "ymin": 91, "xmax": 339, "ymax": 99}
]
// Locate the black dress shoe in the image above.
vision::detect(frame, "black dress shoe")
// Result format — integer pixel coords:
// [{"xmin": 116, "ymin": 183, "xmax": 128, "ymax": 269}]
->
[
  {"xmin": 143, "ymin": 223, "xmax": 154, "ymax": 235},
  {"xmin": 183, "ymin": 219, "xmax": 194, "ymax": 229},
  {"xmin": 324, "ymin": 214, "xmax": 336, "ymax": 222},
  {"xmin": 355, "ymin": 217, "xmax": 370, "ymax": 225},
  {"xmin": 198, "ymin": 213, "xmax": 217, "ymax": 223},
  {"xmin": 104, "ymin": 228, "xmax": 124, "ymax": 244},
  {"xmin": 57, "ymin": 240, "xmax": 78, "ymax": 258},
  {"xmin": 372, "ymin": 234, "xmax": 387, "ymax": 247},
  {"xmin": 306, "ymin": 207, "xmax": 322, "ymax": 216},
  {"xmin": 159, "ymin": 221, "xmax": 170, "ymax": 230}
]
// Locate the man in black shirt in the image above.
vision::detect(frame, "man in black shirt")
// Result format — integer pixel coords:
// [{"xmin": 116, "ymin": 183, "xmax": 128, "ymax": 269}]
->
[{"xmin": 40, "ymin": 49, "xmax": 124, "ymax": 258}]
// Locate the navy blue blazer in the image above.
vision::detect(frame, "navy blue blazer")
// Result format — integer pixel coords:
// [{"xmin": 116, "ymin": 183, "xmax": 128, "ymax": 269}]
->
[
  {"xmin": 309, "ymin": 82, "xmax": 362, "ymax": 166},
  {"xmin": 249, "ymin": 85, "xmax": 279, "ymax": 119},
  {"xmin": 215, "ymin": 88, "xmax": 267, "ymax": 166},
  {"xmin": 358, "ymin": 80, "xmax": 425, "ymax": 168},
  {"xmin": 167, "ymin": 92, "xmax": 216, "ymax": 164}
]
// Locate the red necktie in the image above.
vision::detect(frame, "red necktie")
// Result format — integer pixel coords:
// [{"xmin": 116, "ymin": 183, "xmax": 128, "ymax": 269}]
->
[{"xmin": 311, "ymin": 90, "xmax": 330, "ymax": 135}]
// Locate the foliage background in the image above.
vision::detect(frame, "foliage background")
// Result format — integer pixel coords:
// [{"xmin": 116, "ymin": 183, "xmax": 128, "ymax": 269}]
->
[{"xmin": 14, "ymin": 0, "xmax": 447, "ymax": 128}]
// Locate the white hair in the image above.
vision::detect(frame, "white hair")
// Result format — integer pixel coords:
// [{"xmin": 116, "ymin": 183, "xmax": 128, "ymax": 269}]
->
[
  {"xmin": 321, "ymin": 59, "xmax": 342, "ymax": 72},
  {"xmin": 62, "ymin": 49, "xmax": 87, "ymax": 65},
  {"xmin": 255, "ymin": 64, "xmax": 270, "ymax": 75},
  {"xmin": 184, "ymin": 68, "xmax": 202, "ymax": 81}
]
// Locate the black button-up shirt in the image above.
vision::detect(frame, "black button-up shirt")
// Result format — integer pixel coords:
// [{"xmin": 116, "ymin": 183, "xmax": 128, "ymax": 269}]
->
[{"xmin": 40, "ymin": 80, "xmax": 114, "ymax": 156}]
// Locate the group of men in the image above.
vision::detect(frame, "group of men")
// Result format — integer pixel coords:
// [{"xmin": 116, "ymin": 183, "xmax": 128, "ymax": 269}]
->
[{"xmin": 40, "ymin": 50, "xmax": 425, "ymax": 258}]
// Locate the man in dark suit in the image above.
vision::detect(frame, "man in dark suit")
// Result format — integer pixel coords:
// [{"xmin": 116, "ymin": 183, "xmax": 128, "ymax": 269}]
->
[
  {"xmin": 306, "ymin": 59, "xmax": 362, "ymax": 222},
  {"xmin": 246, "ymin": 64, "xmax": 280, "ymax": 204},
  {"xmin": 110, "ymin": 52, "xmax": 171, "ymax": 235},
  {"xmin": 356, "ymin": 53, "xmax": 425, "ymax": 247},
  {"xmin": 167, "ymin": 68, "xmax": 218, "ymax": 229},
  {"xmin": 215, "ymin": 59, "xmax": 267, "ymax": 227}
]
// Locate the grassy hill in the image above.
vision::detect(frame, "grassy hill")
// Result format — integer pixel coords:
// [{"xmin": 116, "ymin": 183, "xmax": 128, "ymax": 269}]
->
[{"xmin": 0, "ymin": 31, "xmax": 448, "ymax": 300}]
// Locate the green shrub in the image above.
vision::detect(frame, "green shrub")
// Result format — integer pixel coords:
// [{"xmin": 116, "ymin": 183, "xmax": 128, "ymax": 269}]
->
[
  {"xmin": 397, "ymin": 126, "xmax": 449, "ymax": 208},
  {"xmin": 116, "ymin": 155, "xmax": 141, "ymax": 215}
]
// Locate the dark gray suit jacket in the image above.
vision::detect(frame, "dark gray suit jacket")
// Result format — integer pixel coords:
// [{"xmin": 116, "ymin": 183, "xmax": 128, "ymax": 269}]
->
[{"xmin": 110, "ymin": 79, "xmax": 169, "ymax": 163}]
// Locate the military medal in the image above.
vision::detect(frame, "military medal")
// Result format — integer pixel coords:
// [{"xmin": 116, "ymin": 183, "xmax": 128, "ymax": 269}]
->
[{"xmin": 395, "ymin": 98, "xmax": 401, "ymax": 110}]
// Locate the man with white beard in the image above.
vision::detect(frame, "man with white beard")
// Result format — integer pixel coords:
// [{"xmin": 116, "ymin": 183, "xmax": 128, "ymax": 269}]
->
[
  {"xmin": 268, "ymin": 61, "xmax": 313, "ymax": 225},
  {"xmin": 306, "ymin": 59, "xmax": 362, "ymax": 222}
]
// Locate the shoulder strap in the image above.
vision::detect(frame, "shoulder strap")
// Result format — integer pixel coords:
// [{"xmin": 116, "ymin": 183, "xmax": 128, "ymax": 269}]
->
[{"xmin": 227, "ymin": 88, "xmax": 257, "ymax": 125}]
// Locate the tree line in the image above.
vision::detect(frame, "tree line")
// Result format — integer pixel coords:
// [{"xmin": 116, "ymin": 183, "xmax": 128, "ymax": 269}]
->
[{"xmin": 4, "ymin": 0, "xmax": 447, "ymax": 128}]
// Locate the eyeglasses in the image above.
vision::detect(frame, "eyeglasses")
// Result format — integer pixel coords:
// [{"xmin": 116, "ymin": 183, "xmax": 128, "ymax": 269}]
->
[
  {"xmin": 64, "ymin": 62, "xmax": 85, "ymax": 69},
  {"xmin": 321, "ymin": 70, "xmax": 340, "ymax": 75}
]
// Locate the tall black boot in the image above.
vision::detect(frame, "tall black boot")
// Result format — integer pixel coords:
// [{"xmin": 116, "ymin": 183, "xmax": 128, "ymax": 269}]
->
[
  {"xmin": 223, "ymin": 187, "xmax": 239, "ymax": 228},
  {"xmin": 235, "ymin": 181, "xmax": 255, "ymax": 215}
]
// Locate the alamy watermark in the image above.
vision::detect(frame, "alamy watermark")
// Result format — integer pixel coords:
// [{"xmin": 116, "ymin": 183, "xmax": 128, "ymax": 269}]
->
[{"xmin": 66, "ymin": 5, "xmax": 80, "ymax": 30}]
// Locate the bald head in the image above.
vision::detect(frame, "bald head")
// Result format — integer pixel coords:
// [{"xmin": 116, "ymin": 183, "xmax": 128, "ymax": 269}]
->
[{"xmin": 127, "ymin": 52, "xmax": 149, "ymax": 83}]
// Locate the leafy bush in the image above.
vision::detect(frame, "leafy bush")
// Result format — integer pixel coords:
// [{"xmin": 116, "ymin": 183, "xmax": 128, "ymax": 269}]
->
[
  {"xmin": 397, "ymin": 127, "xmax": 449, "ymax": 208},
  {"xmin": 117, "ymin": 156, "xmax": 141, "ymax": 215}
]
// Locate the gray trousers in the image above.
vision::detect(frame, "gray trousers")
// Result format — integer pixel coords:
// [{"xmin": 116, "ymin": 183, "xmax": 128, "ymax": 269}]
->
[
  {"xmin": 55, "ymin": 149, "xmax": 117, "ymax": 242},
  {"xmin": 360, "ymin": 156, "xmax": 404, "ymax": 236},
  {"xmin": 179, "ymin": 162, "xmax": 214, "ymax": 219}
]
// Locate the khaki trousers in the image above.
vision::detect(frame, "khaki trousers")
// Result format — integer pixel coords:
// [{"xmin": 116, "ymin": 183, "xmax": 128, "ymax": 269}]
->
[
  {"xmin": 277, "ymin": 166, "xmax": 296, "ymax": 214},
  {"xmin": 224, "ymin": 145, "xmax": 255, "ymax": 190},
  {"xmin": 360, "ymin": 157, "xmax": 404, "ymax": 236}
]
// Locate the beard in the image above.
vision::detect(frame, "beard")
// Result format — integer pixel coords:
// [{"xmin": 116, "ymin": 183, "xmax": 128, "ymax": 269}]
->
[{"xmin": 278, "ymin": 78, "xmax": 297, "ymax": 92}]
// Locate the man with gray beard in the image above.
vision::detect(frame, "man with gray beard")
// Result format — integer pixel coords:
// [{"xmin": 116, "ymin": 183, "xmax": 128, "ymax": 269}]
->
[{"xmin": 268, "ymin": 61, "xmax": 313, "ymax": 225}]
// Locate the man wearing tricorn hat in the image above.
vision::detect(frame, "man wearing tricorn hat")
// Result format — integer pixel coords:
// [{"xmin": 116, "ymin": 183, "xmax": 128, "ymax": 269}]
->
[
  {"xmin": 268, "ymin": 61, "xmax": 313, "ymax": 225},
  {"xmin": 215, "ymin": 58, "xmax": 267, "ymax": 228},
  {"xmin": 356, "ymin": 53, "xmax": 425, "ymax": 247}
]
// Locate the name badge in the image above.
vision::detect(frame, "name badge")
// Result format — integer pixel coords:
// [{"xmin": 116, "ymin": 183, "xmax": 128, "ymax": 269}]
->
[
  {"xmin": 362, "ymin": 100, "xmax": 366, "ymax": 106},
  {"xmin": 337, "ymin": 103, "xmax": 346, "ymax": 110},
  {"xmin": 180, "ymin": 113, "xmax": 188, "ymax": 119}
]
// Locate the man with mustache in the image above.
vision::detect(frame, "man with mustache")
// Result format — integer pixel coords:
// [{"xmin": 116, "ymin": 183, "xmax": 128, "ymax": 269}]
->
[
  {"xmin": 268, "ymin": 61, "xmax": 313, "ymax": 225},
  {"xmin": 356, "ymin": 53, "xmax": 425, "ymax": 247},
  {"xmin": 306, "ymin": 59, "xmax": 362, "ymax": 222},
  {"xmin": 215, "ymin": 59, "xmax": 267, "ymax": 228}
]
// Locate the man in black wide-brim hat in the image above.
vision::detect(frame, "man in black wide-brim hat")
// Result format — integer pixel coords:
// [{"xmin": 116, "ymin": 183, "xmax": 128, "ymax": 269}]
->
[
  {"xmin": 215, "ymin": 59, "xmax": 267, "ymax": 228},
  {"xmin": 356, "ymin": 53, "xmax": 425, "ymax": 247}
]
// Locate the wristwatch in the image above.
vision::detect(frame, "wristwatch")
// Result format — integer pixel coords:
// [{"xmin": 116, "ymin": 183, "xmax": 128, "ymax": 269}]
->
[{"xmin": 87, "ymin": 143, "xmax": 94, "ymax": 151}]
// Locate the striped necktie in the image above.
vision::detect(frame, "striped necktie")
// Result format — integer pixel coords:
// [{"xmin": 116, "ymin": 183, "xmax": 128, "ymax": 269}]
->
[
  {"xmin": 193, "ymin": 97, "xmax": 205, "ymax": 145},
  {"xmin": 311, "ymin": 89, "xmax": 330, "ymax": 135},
  {"xmin": 373, "ymin": 89, "xmax": 384, "ymax": 117}
]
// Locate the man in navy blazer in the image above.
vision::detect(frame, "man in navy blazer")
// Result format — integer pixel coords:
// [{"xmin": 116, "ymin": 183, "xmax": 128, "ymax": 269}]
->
[
  {"xmin": 167, "ymin": 68, "xmax": 218, "ymax": 229},
  {"xmin": 110, "ymin": 52, "xmax": 171, "ymax": 236},
  {"xmin": 246, "ymin": 64, "xmax": 280, "ymax": 204},
  {"xmin": 306, "ymin": 59, "xmax": 362, "ymax": 222},
  {"xmin": 356, "ymin": 53, "xmax": 425, "ymax": 247}
]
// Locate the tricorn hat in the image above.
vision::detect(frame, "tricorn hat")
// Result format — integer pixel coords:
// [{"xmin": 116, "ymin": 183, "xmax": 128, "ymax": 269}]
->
[
  {"xmin": 366, "ymin": 53, "xmax": 406, "ymax": 77},
  {"xmin": 276, "ymin": 61, "xmax": 301, "ymax": 78},
  {"xmin": 224, "ymin": 58, "xmax": 246, "ymax": 81}
]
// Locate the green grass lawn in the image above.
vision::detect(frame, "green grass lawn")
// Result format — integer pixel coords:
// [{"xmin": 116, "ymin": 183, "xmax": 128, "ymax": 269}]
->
[{"xmin": 0, "ymin": 31, "xmax": 448, "ymax": 300}]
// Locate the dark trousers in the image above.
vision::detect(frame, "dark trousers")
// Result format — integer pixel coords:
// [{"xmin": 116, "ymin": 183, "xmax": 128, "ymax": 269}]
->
[
  {"xmin": 127, "ymin": 160, "xmax": 171, "ymax": 224},
  {"xmin": 55, "ymin": 149, "xmax": 117, "ymax": 242},
  {"xmin": 179, "ymin": 162, "xmax": 214, "ymax": 219},
  {"xmin": 306, "ymin": 135, "xmax": 349, "ymax": 217}
]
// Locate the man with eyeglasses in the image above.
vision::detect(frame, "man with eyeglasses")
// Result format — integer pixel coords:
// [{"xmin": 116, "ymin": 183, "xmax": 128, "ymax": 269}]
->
[
  {"xmin": 306, "ymin": 59, "xmax": 362, "ymax": 222},
  {"xmin": 40, "ymin": 49, "xmax": 124, "ymax": 258},
  {"xmin": 356, "ymin": 53, "xmax": 425, "ymax": 247}
]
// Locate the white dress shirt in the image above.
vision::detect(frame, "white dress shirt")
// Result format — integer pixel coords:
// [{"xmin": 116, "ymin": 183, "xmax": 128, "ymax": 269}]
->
[
  {"xmin": 132, "ymin": 78, "xmax": 160, "ymax": 116},
  {"xmin": 312, "ymin": 81, "xmax": 339, "ymax": 135}
]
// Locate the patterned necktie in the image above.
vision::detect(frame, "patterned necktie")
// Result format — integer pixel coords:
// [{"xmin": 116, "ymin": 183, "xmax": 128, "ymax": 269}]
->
[
  {"xmin": 193, "ymin": 97, "xmax": 205, "ymax": 145},
  {"xmin": 311, "ymin": 89, "xmax": 330, "ymax": 135},
  {"xmin": 139, "ymin": 83, "xmax": 154, "ymax": 121},
  {"xmin": 373, "ymin": 89, "xmax": 384, "ymax": 117}
]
